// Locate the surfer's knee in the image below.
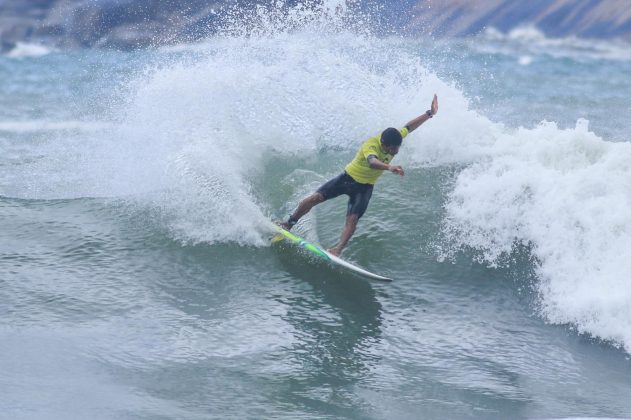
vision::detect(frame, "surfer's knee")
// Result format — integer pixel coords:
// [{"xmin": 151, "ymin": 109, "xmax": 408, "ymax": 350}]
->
[
  {"xmin": 298, "ymin": 192, "xmax": 323, "ymax": 208},
  {"xmin": 311, "ymin": 192, "xmax": 325, "ymax": 204},
  {"xmin": 293, "ymin": 193, "xmax": 326, "ymax": 221}
]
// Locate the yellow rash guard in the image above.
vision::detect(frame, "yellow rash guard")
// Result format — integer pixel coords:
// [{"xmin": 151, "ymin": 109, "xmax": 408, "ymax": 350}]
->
[{"xmin": 344, "ymin": 127, "xmax": 409, "ymax": 184}]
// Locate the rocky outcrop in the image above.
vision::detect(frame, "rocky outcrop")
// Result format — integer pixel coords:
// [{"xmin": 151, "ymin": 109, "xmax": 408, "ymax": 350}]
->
[{"xmin": 1, "ymin": 0, "xmax": 631, "ymax": 53}]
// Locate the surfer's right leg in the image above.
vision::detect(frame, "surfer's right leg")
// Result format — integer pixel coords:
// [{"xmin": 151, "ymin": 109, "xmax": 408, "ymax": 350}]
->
[
  {"xmin": 328, "ymin": 213, "xmax": 359, "ymax": 256},
  {"xmin": 328, "ymin": 183, "xmax": 373, "ymax": 256}
]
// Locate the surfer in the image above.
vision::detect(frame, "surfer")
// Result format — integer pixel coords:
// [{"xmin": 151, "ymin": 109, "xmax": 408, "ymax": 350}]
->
[{"xmin": 280, "ymin": 94, "xmax": 439, "ymax": 256}]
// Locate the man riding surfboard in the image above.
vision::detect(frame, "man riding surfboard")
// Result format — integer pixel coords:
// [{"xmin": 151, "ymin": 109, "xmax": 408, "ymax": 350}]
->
[{"xmin": 280, "ymin": 94, "xmax": 439, "ymax": 256}]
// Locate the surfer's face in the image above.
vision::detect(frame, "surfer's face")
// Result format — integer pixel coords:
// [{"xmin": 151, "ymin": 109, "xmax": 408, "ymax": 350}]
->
[{"xmin": 382, "ymin": 143, "xmax": 400, "ymax": 155}]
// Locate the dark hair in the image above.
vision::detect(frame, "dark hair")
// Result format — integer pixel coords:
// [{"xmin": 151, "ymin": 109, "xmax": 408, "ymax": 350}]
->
[{"xmin": 381, "ymin": 127, "xmax": 402, "ymax": 147}]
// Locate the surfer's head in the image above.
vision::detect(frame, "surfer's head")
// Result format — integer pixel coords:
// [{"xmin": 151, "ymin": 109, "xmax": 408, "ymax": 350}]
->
[{"xmin": 381, "ymin": 127, "xmax": 402, "ymax": 155}]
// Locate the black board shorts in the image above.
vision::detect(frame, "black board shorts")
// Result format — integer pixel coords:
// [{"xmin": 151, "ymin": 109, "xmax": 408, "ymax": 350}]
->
[{"xmin": 316, "ymin": 172, "xmax": 374, "ymax": 218}]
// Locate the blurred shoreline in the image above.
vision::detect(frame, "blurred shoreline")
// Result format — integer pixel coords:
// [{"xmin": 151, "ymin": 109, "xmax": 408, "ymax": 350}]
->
[{"xmin": 1, "ymin": 0, "xmax": 631, "ymax": 53}]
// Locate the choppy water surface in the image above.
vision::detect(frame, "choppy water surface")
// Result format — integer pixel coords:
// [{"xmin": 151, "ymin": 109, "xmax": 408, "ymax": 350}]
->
[{"xmin": 1, "ymin": 4, "xmax": 631, "ymax": 419}]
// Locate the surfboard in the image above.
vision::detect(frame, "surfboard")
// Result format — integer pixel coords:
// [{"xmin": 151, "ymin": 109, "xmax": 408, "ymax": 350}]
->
[{"xmin": 272, "ymin": 226, "xmax": 393, "ymax": 282}]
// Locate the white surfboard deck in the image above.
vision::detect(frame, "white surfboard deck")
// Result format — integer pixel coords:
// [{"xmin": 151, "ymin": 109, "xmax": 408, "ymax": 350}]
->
[{"xmin": 272, "ymin": 226, "xmax": 392, "ymax": 282}]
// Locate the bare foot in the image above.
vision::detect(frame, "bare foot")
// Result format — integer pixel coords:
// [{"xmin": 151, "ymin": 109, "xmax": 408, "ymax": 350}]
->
[
  {"xmin": 327, "ymin": 247, "xmax": 342, "ymax": 257},
  {"xmin": 274, "ymin": 220, "xmax": 292, "ymax": 231}
]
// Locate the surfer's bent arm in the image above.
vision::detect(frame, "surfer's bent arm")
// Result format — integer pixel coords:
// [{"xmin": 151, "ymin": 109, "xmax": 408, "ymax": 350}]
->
[
  {"xmin": 404, "ymin": 94, "xmax": 439, "ymax": 133},
  {"xmin": 367, "ymin": 155, "xmax": 404, "ymax": 175}
]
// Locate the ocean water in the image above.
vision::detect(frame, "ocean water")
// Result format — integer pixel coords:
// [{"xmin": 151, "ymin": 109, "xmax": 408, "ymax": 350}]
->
[{"xmin": 2, "ymin": 4, "xmax": 631, "ymax": 419}]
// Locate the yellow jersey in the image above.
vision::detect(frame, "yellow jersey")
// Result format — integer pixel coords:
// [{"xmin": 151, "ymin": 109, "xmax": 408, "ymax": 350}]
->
[{"xmin": 344, "ymin": 127, "xmax": 409, "ymax": 185}]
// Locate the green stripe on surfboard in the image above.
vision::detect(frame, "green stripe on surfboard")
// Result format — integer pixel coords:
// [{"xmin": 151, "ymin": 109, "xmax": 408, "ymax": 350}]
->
[
  {"xmin": 272, "ymin": 224, "xmax": 393, "ymax": 281},
  {"xmin": 273, "ymin": 226, "xmax": 330, "ymax": 260}
]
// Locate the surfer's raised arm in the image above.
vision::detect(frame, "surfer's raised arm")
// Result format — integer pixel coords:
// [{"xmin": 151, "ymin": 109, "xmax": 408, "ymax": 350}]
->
[{"xmin": 404, "ymin": 94, "xmax": 438, "ymax": 133}]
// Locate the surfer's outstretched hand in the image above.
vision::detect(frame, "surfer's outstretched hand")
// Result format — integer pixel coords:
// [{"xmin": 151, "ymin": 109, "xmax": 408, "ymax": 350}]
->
[
  {"xmin": 403, "ymin": 94, "xmax": 439, "ymax": 133},
  {"xmin": 430, "ymin": 94, "xmax": 438, "ymax": 116},
  {"xmin": 390, "ymin": 165, "xmax": 404, "ymax": 176}
]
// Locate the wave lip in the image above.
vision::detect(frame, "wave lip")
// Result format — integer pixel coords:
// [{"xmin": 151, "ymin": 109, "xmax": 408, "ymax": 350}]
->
[{"xmin": 441, "ymin": 118, "xmax": 631, "ymax": 353}]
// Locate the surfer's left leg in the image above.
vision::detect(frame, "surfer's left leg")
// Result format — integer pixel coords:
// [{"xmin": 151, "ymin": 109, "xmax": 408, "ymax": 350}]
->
[
  {"xmin": 279, "ymin": 192, "xmax": 325, "ymax": 230},
  {"xmin": 280, "ymin": 172, "xmax": 352, "ymax": 230}
]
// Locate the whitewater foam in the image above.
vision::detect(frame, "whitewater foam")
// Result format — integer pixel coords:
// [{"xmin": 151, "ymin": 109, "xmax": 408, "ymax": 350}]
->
[
  {"xmin": 90, "ymin": 17, "xmax": 456, "ymax": 246},
  {"xmin": 440, "ymin": 118, "xmax": 631, "ymax": 352}
]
